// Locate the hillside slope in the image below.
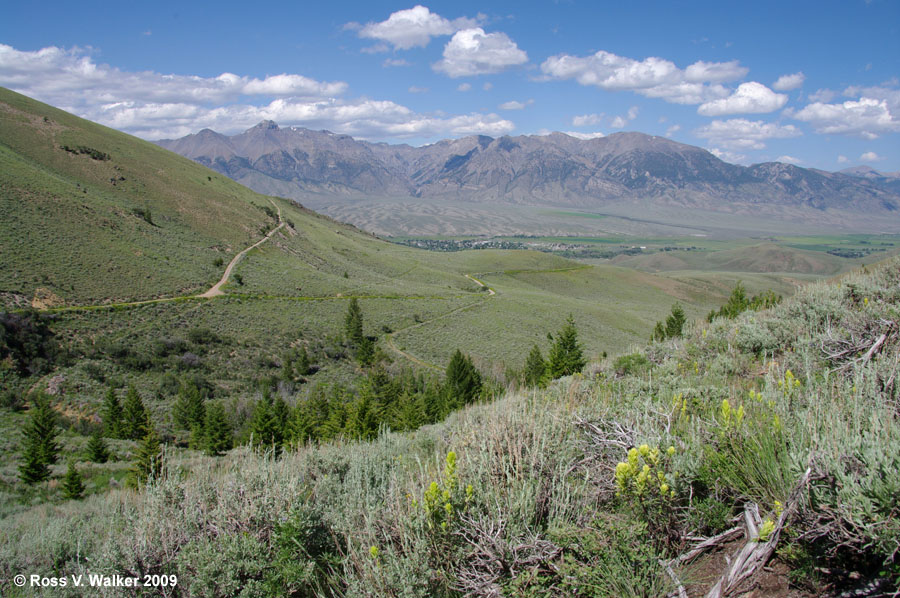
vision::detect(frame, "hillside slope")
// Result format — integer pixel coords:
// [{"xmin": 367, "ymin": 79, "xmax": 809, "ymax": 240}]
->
[{"xmin": 2, "ymin": 256, "xmax": 897, "ymax": 597}]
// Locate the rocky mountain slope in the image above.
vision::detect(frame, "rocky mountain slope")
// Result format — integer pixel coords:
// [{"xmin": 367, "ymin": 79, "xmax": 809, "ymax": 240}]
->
[{"xmin": 157, "ymin": 122, "xmax": 900, "ymax": 218}]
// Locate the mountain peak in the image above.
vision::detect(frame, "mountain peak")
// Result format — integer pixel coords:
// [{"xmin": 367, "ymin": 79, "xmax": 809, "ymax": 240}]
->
[{"xmin": 251, "ymin": 120, "xmax": 279, "ymax": 132}]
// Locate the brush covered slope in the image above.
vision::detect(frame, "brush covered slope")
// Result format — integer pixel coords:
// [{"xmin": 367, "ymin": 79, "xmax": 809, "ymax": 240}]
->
[{"xmin": 2, "ymin": 258, "xmax": 897, "ymax": 597}]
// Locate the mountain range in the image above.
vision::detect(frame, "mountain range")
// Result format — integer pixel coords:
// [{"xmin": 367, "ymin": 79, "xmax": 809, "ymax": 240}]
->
[{"xmin": 157, "ymin": 122, "xmax": 900, "ymax": 222}]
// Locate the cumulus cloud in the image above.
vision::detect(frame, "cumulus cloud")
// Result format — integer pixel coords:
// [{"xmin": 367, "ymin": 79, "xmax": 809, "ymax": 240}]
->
[
  {"xmin": 697, "ymin": 82, "xmax": 788, "ymax": 116},
  {"xmin": 499, "ymin": 99, "xmax": 533, "ymax": 110},
  {"xmin": 0, "ymin": 43, "xmax": 514, "ymax": 140},
  {"xmin": 457, "ymin": 82, "xmax": 472, "ymax": 91},
  {"xmin": 433, "ymin": 28, "xmax": 528, "ymax": 77},
  {"xmin": 772, "ymin": 72, "xmax": 805, "ymax": 91},
  {"xmin": 695, "ymin": 118, "xmax": 802, "ymax": 149},
  {"xmin": 539, "ymin": 49, "xmax": 741, "ymax": 105},
  {"xmin": 792, "ymin": 96, "xmax": 900, "ymax": 139},
  {"xmin": 861, "ymin": 151, "xmax": 883, "ymax": 162},
  {"xmin": 356, "ymin": 5, "xmax": 481, "ymax": 50},
  {"xmin": 776, "ymin": 155, "xmax": 802, "ymax": 164},
  {"xmin": 0, "ymin": 44, "xmax": 346, "ymax": 107},
  {"xmin": 665, "ymin": 124, "xmax": 681, "ymax": 137},
  {"xmin": 837, "ymin": 155, "xmax": 849, "ymax": 163},
  {"xmin": 572, "ymin": 113, "xmax": 601, "ymax": 126},
  {"xmin": 383, "ymin": 58, "xmax": 411, "ymax": 67},
  {"xmin": 808, "ymin": 88, "xmax": 836, "ymax": 103}
]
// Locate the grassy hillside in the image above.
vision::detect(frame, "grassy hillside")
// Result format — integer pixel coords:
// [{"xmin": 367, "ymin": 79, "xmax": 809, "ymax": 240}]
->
[{"xmin": 1, "ymin": 257, "xmax": 897, "ymax": 597}]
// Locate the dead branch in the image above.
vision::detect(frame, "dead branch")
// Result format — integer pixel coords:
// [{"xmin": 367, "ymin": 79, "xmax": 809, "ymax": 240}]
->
[
  {"xmin": 661, "ymin": 558, "xmax": 689, "ymax": 598},
  {"xmin": 705, "ymin": 465, "xmax": 813, "ymax": 598},
  {"xmin": 671, "ymin": 526, "xmax": 744, "ymax": 567}
]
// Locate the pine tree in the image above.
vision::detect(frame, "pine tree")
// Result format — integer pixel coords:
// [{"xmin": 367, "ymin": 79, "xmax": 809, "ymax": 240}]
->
[
  {"xmin": 444, "ymin": 350, "xmax": 482, "ymax": 411},
  {"xmin": 128, "ymin": 416, "xmax": 162, "ymax": 488},
  {"xmin": 18, "ymin": 393, "xmax": 60, "ymax": 484},
  {"xmin": 523, "ymin": 344, "xmax": 548, "ymax": 387},
  {"xmin": 280, "ymin": 351, "xmax": 295, "ymax": 382},
  {"xmin": 86, "ymin": 430, "xmax": 109, "ymax": 463},
  {"xmin": 128, "ymin": 417, "xmax": 163, "ymax": 488},
  {"xmin": 344, "ymin": 298, "xmax": 364, "ymax": 346},
  {"xmin": 122, "ymin": 385, "xmax": 148, "ymax": 440},
  {"xmin": 295, "ymin": 346, "xmax": 311, "ymax": 376},
  {"xmin": 548, "ymin": 316, "xmax": 586, "ymax": 379},
  {"xmin": 61, "ymin": 460, "xmax": 85, "ymax": 499},
  {"xmin": 102, "ymin": 387, "xmax": 123, "ymax": 439},
  {"xmin": 203, "ymin": 401, "xmax": 232, "ymax": 457},
  {"xmin": 249, "ymin": 398, "xmax": 283, "ymax": 456},
  {"xmin": 665, "ymin": 303, "xmax": 687, "ymax": 339},
  {"xmin": 651, "ymin": 321, "xmax": 667, "ymax": 342},
  {"xmin": 356, "ymin": 336, "xmax": 375, "ymax": 367},
  {"xmin": 172, "ymin": 381, "xmax": 205, "ymax": 431}
]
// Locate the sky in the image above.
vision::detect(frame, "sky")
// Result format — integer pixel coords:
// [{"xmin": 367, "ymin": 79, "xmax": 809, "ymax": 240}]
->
[{"xmin": 1, "ymin": 0, "xmax": 898, "ymax": 171}]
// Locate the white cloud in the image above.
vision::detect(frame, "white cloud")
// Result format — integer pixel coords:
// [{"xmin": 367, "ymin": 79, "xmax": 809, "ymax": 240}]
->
[
  {"xmin": 572, "ymin": 113, "xmax": 601, "ymax": 126},
  {"xmin": 837, "ymin": 155, "xmax": 848, "ymax": 163},
  {"xmin": 695, "ymin": 118, "xmax": 802, "ymax": 149},
  {"xmin": 383, "ymin": 58, "xmax": 411, "ymax": 67},
  {"xmin": 684, "ymin": 60, "xmax": 748, "ymax": 82},
  {"xmin": 482, "ymin": 82, "xmax": 493, "ymax": 91},
  {"xmin": 499, "ymin": 99, "xmax": 533, "ymax": 110},
  {"xmin": 861, "ymin": 151, "xmax": 883, "ymax": 162},
  {"xmin": 776, "ymin": 155, "xmax": 802, "ymax": 164},
  {"xmin": 808, "ymin": 88, "xmax": 836, "ymax": 103},
  {"xmin": 457, "ymin": 83, "xmax": 472, "ymax": 92},
  {"xmin": 627, "ymin": 105, "xmax": 639, "ymax": 120},
  {"xmin": 665, "ymin": 124, "xmax": 681, "ymax": 137},
  {"xmin": 539, "ymin": 49, "xmax": 741, "ymax": 104},
  {"xmin": 357, "ymin": 5, "xmax": 481, "ymax": 50},
  {"xmin": 0, "ymin": 43, "xmax": 514, "ymax": 141},
  {"xmin": 562, "ymin": 131, "xmax": 605, "ymax": 140},
  {"xmin": 610, "ymin": 116, "xmax": 627, "ymax": 128},
  {"xmin": 792, "ymin": 96, "xmax": 900, "ymax": 139},
  {"xmin": 772, "ymin": 72, "xmax": 805, "ymax": 91},
  {"xmin": 408, "ymin": 86, "xmax": 428, "ymax": 93},
  {"xmin": 433, "ymin": 28, "xmax": 528, "ymax": 77},
  {"xmin": 708, "ymin": 148, "xmax": 747, "ymax": 164},
  {"xmin": 697, "ymin": 82, "xmax": 788, "ymax": 116},
  {"xmin": 0, "ymin": 44, "xmax": 346, "ymax": 107}
]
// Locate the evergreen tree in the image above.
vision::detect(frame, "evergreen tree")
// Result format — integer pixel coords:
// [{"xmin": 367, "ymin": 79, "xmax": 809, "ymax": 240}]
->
[
  {"xmin": 122, "ymin": 385, "xmax": 148, "ymax": 440},
  {"xmin": 295, "ymin": 346, "xmax": 311, "ymax": 376},
  {"xmin": 665, "ymin": 303, "xmax": 687, "ymax": 339},
  {"xmin": 86, "ymin": 430, "xmax": 109, "ymax": 463},
  {"xmin": 344, "ymin": 298, "xmax": 364, "ymax": 346},
  {"xmin": 523, "ymin": 344, "xmax": 548, "ymax": 387},
  {"xmin": 249, "ymin": 397, "xmax": 283, "ymax": 456},
  {"xmin": 203, "ymin": 401, "xmax": 232, "ymax": 457},
  {"xmin": 271, "ymin": 396, "xmax": 290, "ymax": 441},
  {"xmin": 651, "ymin": 321, "xmax": 667, "ymax": 342},
  {"xmin": 61, "ymin": 460, "xmax": 85, "ymax": 500},
  {"xmin": 172, "ymin": 381, "xmax": 205, "ymax": 431},
  {"xmin": 18, "ymin": 393, "xmax": 60, "ymax": 484},
  {"xmin": 444, "ymin": 350, "xmax": 482, "ymax": 411},
  {"xmin": 128, "ymin": 416, "xmax": 162, "ymax": 488},
  {"xmin": 356, "ymin": 336, "xmax": 375, "ymax": 367},
  {"xmin": 102, "ymin": 387, "xmax": 123, "ymax": 439},
  {"xmin": 548, "ymin": 316, "xmax": 586, "ymax": 379},
  {"xmin": 280, "ymin": 351, "xmax": 295, "ymax": 382}
]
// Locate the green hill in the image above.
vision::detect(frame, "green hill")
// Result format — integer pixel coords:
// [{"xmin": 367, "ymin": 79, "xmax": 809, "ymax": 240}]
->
[{"xmin": 2, "ymin": 254, "xmax": 897, "ymax": 596}]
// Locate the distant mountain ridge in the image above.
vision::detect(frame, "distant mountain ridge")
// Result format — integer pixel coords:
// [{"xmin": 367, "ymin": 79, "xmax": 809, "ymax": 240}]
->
[{"xmin": 157, "ymin": 122, "xmax": 900, "ymax": 218}]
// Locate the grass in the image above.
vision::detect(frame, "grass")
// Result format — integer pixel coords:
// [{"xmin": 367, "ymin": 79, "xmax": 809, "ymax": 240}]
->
[{"xmin": 2, "ymin": 257, "xmax": 898, "ymax": 596}]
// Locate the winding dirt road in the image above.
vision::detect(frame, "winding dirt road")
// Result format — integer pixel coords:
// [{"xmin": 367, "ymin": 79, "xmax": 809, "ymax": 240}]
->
[{"xmin": 199, "ymin": 199, "xmax": 283, "ymax": 298}]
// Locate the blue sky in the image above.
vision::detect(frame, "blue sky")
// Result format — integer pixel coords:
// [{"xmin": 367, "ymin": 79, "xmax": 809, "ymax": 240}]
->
[{"xmin": 1, "ymin": 0, "xmax": 898, "ymax": 171}]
